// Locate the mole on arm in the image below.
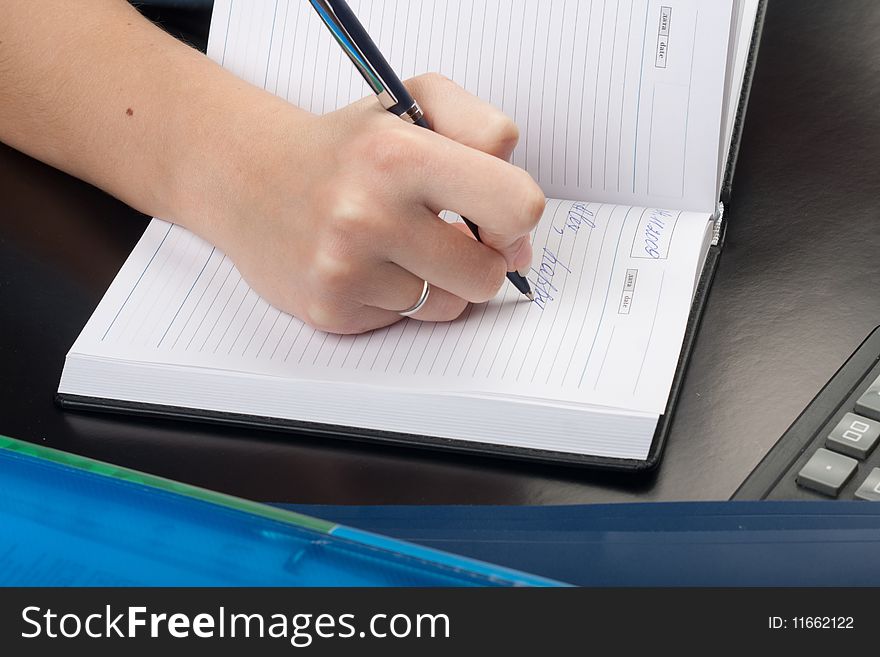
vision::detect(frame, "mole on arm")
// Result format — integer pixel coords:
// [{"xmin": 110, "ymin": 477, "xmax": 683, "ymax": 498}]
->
[{"xmin": 125, "ymin": 108, "xmax": 134, "ymax": 116}]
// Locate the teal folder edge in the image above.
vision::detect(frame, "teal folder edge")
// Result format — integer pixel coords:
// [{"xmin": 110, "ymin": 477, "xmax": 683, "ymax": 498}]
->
[{"xmin": 0, "ymin": 436, "xmax": 563, "ymax": 586}]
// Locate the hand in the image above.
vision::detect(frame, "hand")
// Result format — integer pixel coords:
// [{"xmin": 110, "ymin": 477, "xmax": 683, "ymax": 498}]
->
[
  {"xmin": 0, "ymin": 3, "xmax": 545, "ymax": 335},
  {"xmin": 198, "ymin": 73, "xmax": 545, "ymax": 334}
]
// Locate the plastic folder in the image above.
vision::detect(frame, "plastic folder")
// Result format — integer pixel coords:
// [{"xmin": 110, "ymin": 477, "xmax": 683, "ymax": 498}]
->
[{"xmin": 0, "ymin": 436, "xmax": 560, "ymax": 586}]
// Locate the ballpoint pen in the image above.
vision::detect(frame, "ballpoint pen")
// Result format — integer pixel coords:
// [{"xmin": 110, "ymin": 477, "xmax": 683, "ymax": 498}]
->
[{"xmin": 308, "ymin": 0, "xmax": 535, "ymax": 301}]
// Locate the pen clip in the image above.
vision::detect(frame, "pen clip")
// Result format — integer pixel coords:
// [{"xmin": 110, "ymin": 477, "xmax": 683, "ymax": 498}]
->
[{"xmin": 309, "ymin": 0, "xmax": 399, "ymax": 110}]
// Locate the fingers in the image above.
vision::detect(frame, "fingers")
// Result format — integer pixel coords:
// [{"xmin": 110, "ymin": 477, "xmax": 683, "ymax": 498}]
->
[
  {"xmin": 390, "ymin": 74, "xmax": 544, "ymax": 271},
  {"xmin": 407, "ymin": 129, "xmax": 546, "ymax": 271},
  {"xmin": 405, "ymin": 73, "xmax": 519, "ymax": 161},
  {"xmin": 386, "ymin": 209, "xmax": 508, "ymax": 303},
  {"xmin": 307, "ymin": 262, "xmax": 470, "ymax": 335},
  {"xmin": 363, "ymin": 262, "xmax": 469, "ymax": 322},
  {"xmin": 327, "ymin": 306, "xmax": 401, "ymax": 335},
  {"xmin": 343, "ymin": 75, "xmax": 545, "ymax": 273},
  {"xmin": 477, "ymin": 230, "xmax": 535, "ymax": 275}
]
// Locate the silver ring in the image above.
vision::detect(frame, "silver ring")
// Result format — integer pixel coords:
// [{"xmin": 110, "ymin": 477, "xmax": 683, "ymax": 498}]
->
[{"xmin": 398, "ymin": 280, "xmax": 431, "ymax": 317}]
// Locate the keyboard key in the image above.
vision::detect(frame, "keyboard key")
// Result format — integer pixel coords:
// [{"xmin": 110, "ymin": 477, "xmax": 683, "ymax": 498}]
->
[
  {"xmin": 796, "ymin": 448, "xmax": 858, "ymax": 497},
  {"xmin": 855, "ymin": 377, "xmax": 880, "ymax": 421},
  {"xmin": 826, "ymin": 412, "xmax": 880, "ymax": 459},
  {"xmin": 855, "ymin": 468, "xmax": 880, "ymax": 501}
]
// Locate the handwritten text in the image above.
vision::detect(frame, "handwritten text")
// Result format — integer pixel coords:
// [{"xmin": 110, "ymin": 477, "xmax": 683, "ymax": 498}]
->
[
  {"xmin": 641, "ymin": 209, "xmax": 674, "ymax": 259},
  {"xmin": 531, "ymin": 248, "xmax": 573, "ymax": 310},
  {"xmin": 553, "ymin": 202, "xmax": 597, "ymax": 237}
]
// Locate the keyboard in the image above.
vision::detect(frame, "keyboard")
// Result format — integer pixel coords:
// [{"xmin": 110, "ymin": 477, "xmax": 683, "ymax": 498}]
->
[{"xmin": 733, "ymin": 326, "xmax": 880, "ymax": 500}]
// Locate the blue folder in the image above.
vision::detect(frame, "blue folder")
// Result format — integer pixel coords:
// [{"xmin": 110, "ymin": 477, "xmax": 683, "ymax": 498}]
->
[
  {"xmin": 0, "ymin": 436, "xmax": 559, "ymax": 586},
  {"xmin": 4, "ymin": 433, "xmax": 879, "ymax": 586}
]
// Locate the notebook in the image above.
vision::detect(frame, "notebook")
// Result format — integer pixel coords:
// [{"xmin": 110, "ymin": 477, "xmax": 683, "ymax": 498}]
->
[{"xmin": 57, "ymin": 0, "xmax": 766, "ymax": 469}]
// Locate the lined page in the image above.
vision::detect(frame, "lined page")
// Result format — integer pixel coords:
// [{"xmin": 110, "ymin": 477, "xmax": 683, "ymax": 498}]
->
[
  {"xmin": 208, "ymin": 0, "xmax": 732, "ymax": 213},
  {"xmin": 71, "ymin": 202, "xmax": 711, "ymax": 413}
]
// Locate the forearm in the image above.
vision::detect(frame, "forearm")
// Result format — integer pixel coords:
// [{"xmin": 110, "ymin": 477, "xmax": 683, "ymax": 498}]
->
[
  {"xmin": 0, "ymin": 0, "xmax": 544, "ymax": 334},
  {"xmin": 0, "ymin": 0, "xmax": 307, "ymax": 230}
]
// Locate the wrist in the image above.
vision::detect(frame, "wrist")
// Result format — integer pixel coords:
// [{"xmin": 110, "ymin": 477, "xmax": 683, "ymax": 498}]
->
[{"xmin": 163, "ymin": 63, "xmax": 313, "ymax": 251}]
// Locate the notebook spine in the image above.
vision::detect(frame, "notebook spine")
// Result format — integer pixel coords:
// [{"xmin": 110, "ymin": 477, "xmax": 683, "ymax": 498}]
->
[{"xmin": 720, "ymin": 0, "xmax": 768, "ymax": 206}]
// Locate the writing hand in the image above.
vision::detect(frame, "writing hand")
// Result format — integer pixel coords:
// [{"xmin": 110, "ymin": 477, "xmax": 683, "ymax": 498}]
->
[{"xmin": 207, "ymin": 73, "xmax": 545, "ymax": 334}]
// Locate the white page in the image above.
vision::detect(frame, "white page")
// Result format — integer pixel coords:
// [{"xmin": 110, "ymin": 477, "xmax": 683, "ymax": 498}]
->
[
  {"xmin": 208, "ymin": 0, "xmax": 732, "ymax": 213},
  {"xmin": 71, "ymin": 201, "xmax": 711, "ymax": 414},
  {"xmin": 720, "ymin": 0, "xmax": 760, "ymax": 186}
]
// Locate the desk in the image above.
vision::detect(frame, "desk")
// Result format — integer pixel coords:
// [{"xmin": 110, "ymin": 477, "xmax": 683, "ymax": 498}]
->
[{"xmin": 1, "ymin": 0, "xmax": 879, "ymax": 504}]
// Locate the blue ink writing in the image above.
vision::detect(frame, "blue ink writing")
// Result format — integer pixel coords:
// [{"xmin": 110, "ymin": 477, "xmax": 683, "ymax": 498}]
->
[
  {"xmin": 643, "ymin": 208, "xmax": 673, "ymax": 259},
  {"xmin": 531, "ymin": 248, "xmax": 573, "ymax": 310},
  {"xmin": 554, "ymin": 202, "xmax": 597, "ymax": 236}
]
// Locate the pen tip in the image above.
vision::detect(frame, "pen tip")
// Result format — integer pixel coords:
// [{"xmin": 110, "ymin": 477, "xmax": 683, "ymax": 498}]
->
[{"xmin": 526, "ymin": 291, "xmax": 535, "ymax": 301}]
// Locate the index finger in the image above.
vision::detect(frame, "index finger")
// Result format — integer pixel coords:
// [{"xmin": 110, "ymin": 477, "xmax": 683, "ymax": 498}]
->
[{"xmin": 410, "ymin": 127, "xmax": 547, "ymax": 265}]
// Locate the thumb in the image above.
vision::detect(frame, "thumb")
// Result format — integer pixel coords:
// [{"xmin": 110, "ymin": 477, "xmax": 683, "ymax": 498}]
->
[
  {"xmin": 451, "ymin": 218, "xmax": 537, "ymax": 276},
  {"xmin": 476, "ymin": 229, "xmax": 535, "ymax": 276}
]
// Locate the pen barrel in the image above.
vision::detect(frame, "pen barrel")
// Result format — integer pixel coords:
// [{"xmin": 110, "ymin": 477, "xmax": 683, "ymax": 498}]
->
[{"xmin": 326, "ymin": 0, "xmax": 420, "ymax": 116}]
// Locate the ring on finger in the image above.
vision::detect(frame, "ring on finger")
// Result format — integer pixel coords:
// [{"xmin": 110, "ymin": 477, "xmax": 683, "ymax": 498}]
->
[{"xmin": 398, "ymin": 280, "xmax": 431, "ymax": 317}]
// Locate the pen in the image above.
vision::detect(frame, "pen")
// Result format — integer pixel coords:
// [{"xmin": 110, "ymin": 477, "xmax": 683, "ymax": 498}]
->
[{"xmin": 308, "ymin": 0, "xmax": 535, "ymax": 301}]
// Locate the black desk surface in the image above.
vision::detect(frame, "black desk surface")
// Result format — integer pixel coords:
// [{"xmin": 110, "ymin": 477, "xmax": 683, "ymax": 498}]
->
[{"xmin": 2, "ymin": 0, "xmax": 879, "ymax": 504}]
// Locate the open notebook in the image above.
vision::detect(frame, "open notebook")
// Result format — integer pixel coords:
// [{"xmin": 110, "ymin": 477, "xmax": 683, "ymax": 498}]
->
[{"xmin": 57, "ymin": 0, "xmax": 765, "ymax": 468}]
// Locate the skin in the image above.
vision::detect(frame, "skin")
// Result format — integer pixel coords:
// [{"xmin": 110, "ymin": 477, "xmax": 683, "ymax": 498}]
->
[{"xmin": 0, "ymin": 0, "xmax": 545, "ymax": 334}]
